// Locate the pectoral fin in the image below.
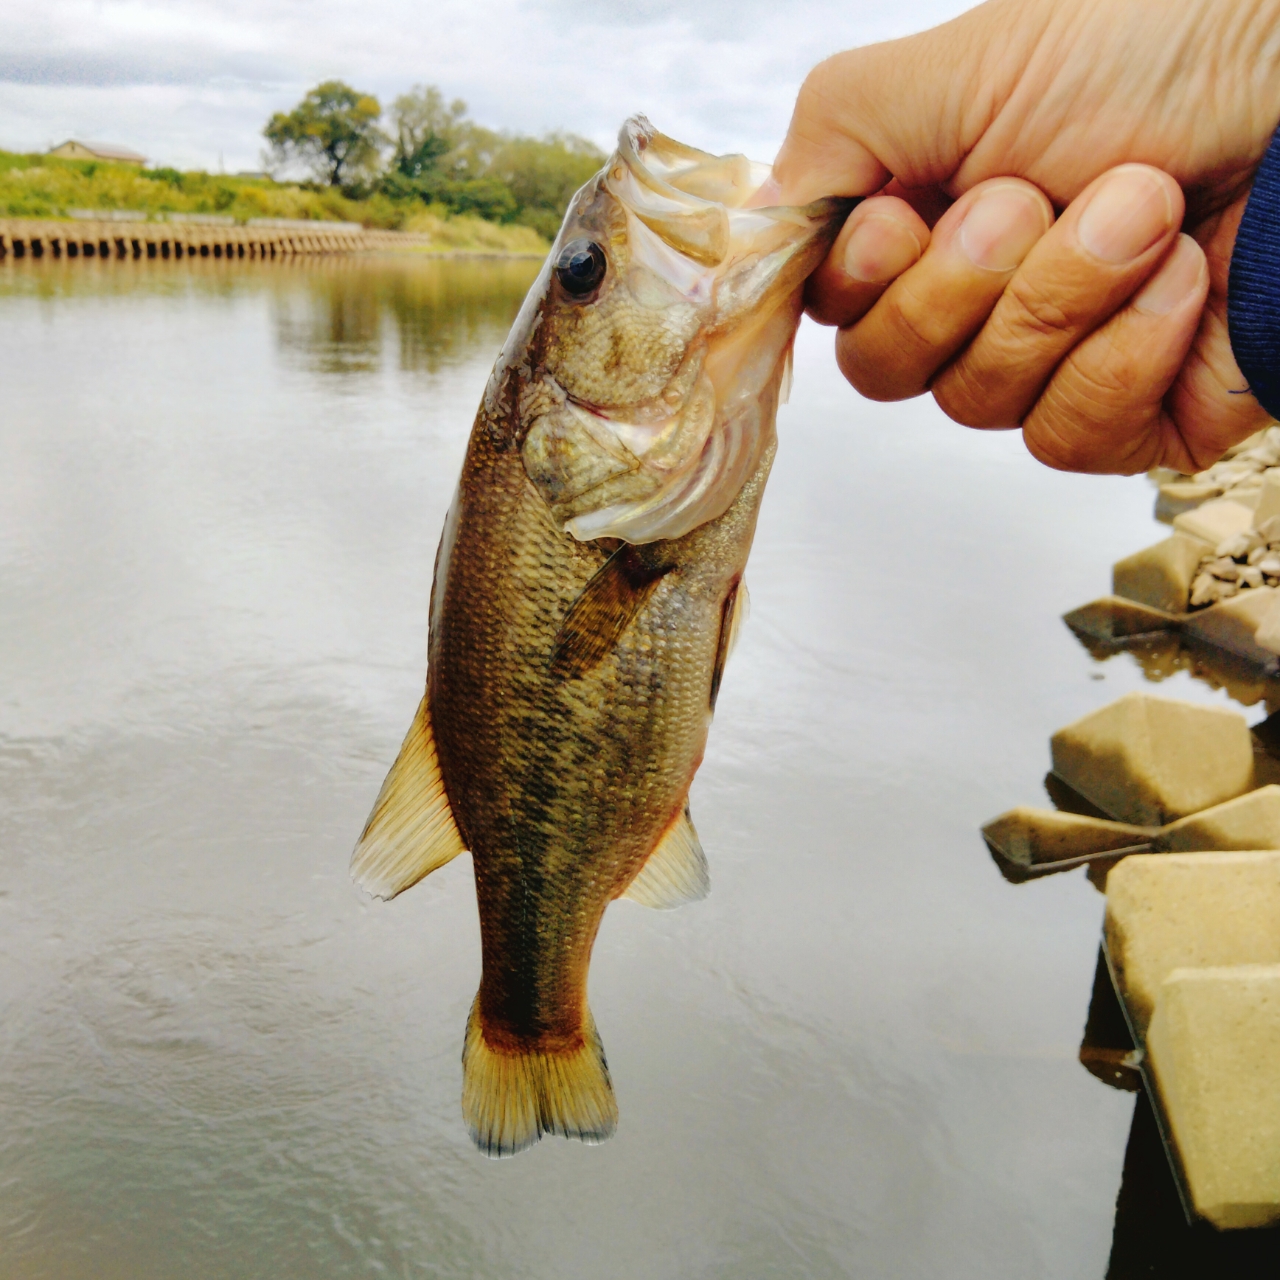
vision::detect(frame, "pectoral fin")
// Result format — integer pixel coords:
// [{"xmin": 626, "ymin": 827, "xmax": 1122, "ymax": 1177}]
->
[
  {"xmin": 551, "ymin": 546, "xmax": 673, "ymax": 680},
  {"xmin": 622, "ymin": 804, "xmax": 709, "ymax": 909},
  {"xmin": 350, "ymin": 693, "xmax": 466, "ymax": 900}
]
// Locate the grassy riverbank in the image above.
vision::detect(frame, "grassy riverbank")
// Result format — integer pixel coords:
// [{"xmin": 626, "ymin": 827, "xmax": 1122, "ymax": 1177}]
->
[{"xmin": 0, "ymin": 150, "xmax": 549, "ymax": 254}]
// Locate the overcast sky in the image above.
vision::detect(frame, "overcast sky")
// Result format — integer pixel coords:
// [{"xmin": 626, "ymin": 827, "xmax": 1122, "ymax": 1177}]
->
[{"xmin": 1, "ymin": 0, "xmax": 976, "ymax": 173}]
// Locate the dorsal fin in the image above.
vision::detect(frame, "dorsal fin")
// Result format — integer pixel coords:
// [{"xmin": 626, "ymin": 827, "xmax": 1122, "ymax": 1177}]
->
[
  {"xmin": 622, "ymin": 804, "xmax": 709, "ymax": 909},
  {"xmin": 350, "ymin": 693, "xmax": 466, "ymax": 900}
]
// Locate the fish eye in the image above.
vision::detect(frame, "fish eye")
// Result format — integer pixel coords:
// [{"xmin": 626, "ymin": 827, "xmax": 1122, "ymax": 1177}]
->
[{"xmin": 554, "ymin": 239, "xmax": 607, "ymax": 297}]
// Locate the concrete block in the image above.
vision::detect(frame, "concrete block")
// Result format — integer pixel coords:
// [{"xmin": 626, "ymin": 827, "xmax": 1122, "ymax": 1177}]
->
[
  {"xmin": 1104, "ymin": 850, "xmax": 1280, "ymax": 1036},
  {"xmin": 1173, "ymin": 498, "xmax": 1254, "ymax": 547},
  {"xmin": 982, "ymin": 806, "xmax": 1152, "ymax": 869},
  {"xmin": 1159, "ymin": 784, "xmax": 1280, "ymax": 851},
  {"xmin": 1112, "ymin": 534, "xmax": 1207, "ymax": 613},
  {"xmin": 1147, "ymin": 964, "xmax": 1280, "ymax": 1229},
  {"xmin": 1181, "ymin": 584, "xmax": 1280, "ymax": 664},
  {"xmin": 1062, "ymin": 596, "xmax": 1177, "ymax": 644},
  {"xmin": 1156, "ymin": 481, "xmax": 1220, "ymax": 522},
  {"xmin": 1254, "ymin": 469, "xmax": 1280, "ymax": 529},
  {"xmin": 1050, "ymin": 692, "xmax": 1254, "ymax": 826},
  {"xmin": 1254, "ymin": 590, "xmax": 1280, "ymax": 655}
]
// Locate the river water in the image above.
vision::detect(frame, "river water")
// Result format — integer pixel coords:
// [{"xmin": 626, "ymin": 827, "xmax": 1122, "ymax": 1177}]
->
[{"xmin": 0, "ymin": 255, "xmax": 1271, "ymax": 1278}]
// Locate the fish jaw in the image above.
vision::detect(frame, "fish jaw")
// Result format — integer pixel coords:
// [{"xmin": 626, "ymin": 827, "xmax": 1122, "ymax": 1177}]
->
[{"xmin": 508, "ymin": 116, "xmax": 851, "ymax": 545}]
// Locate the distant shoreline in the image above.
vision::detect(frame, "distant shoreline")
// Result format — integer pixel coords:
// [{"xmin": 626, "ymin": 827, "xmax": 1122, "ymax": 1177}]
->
[
  {"xmin": 367, "ymin": 246, "xmax": 546, "ymax": 260},
  {"xmin": 0, "ymin": 216, "xmax": 549, "ymax": 263}
]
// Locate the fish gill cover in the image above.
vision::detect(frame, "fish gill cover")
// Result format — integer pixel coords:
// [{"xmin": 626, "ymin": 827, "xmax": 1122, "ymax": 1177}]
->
[{"xmin": 518, "ymin": 114, "xmax": 849, "ymax": 543}]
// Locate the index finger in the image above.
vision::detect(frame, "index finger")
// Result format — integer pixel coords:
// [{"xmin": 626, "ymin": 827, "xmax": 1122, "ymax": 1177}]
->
[
  {"xmin": 805, "ymin": 195, "xmax": 932, "ymax": 327},
  {"xmin": 767, "ymin": 25, "xmax": 1014, "ymax": 205}
]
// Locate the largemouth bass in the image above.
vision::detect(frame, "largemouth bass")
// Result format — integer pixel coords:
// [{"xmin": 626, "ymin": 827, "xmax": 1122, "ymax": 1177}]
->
[{"xmin": 352, "ymin": 116, "xmax": 849, "ymax": 1156}]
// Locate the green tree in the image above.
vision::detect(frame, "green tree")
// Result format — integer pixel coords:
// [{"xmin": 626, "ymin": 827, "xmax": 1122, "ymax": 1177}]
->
[
  {"xmin": 488, "ymin": 133, "xmax": 605, "ymax": 239},
  {"xmin": 264, "ymin": 81, "xmax": 387, "ymax": 187},
  {"xmin": 390, "ymin": 85, "xmax": 468, "ymax": 177},
  {"xmin": 379, "ymin": 84, "xmax": 606, "ymax": 234}
]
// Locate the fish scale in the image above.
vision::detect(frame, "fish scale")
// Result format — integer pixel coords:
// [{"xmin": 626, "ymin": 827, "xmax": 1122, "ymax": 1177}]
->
[{"xmin": 350, "ymin": 115, "xmax": 851, "ymax": 1155}]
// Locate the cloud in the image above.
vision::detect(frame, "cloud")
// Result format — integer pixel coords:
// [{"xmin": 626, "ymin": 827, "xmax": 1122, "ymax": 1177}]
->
[
  {"xmin": 0, "ymin": 51, "xmax": 284, "ymax": 88},
  {"xmin": 0, "ymin": 0, "xmax": 975, "ymax": 171}
]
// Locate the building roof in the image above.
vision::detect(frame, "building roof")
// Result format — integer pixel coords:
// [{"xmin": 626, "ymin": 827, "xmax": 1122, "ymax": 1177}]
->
[{"xmin": 52, "ymin": 140, "xmax": 148, "ymax": 163}]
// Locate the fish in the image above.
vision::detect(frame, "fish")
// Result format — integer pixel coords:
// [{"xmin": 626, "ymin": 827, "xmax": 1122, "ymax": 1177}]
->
[{"xmin": 351, "ymin": 116, "xmax": 850, "ymax": 1156}]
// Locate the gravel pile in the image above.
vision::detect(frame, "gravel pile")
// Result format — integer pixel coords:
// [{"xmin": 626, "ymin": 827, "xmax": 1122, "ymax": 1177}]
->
[
  {"xmin": 1183, "ymin": 426, "xmax": 1280, "ymax": 503},
  {"xmin": 1191, "ymin": 518, "xmax": 1280, "ymax": 607}
]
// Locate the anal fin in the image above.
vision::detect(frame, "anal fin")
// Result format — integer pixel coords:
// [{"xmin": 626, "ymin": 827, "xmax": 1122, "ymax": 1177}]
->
[
  {"xmin": 622, "ymin": 804, "xmax": 710, "ymax": 909},
  {"xmin": 350, "ymin": 692, "xmax": 466, "ymax": 900}
]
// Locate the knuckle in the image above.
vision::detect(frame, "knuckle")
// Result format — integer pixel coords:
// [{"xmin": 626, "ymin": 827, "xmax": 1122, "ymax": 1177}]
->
[
  {"xmin": 836, "ymin": 324, "xmax": 920, "ymax": 401},
  {"xmin": 835, "ymin": 330, "xmax": 891, "ymax": 399},
  {"xmin": 793, "ymin": 64, "xmax": 830, "ymax": 122},
  {"xmin": 888, "ymin": 280, "xmax": 953, "ymax": 356},
  {"xmin": 1027, "ymin": 437, "xmax": 1089, "ymax": 473},
  {"xmin": 1002, "ymin": 274, "xmax": 1077, "ymax": 343},
  {"xmin": 796, "ymin": 54, "xmax": 862, "ymax": 129},
  {"xmin": 1023, "ymin": 409, "xmax": 1104, "ymax": 474},
  {"xmin": 1025, "ymin": 371, "xmax": 1157, "ymax": 475},
  {"xmin": 834, "ymin": 282, "xmax": 952, "ymax": 401},
  {"xmin": 1063, "ymin": 343, "xmax": 1133, "ymax": 410},
  {"xmin": 932, "ymin": 360, "xmax": 1013, "ymax": 428}
]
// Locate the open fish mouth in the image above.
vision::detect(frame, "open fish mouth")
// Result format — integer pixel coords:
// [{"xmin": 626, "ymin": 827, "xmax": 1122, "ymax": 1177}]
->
[{"xmin": 519, "ymin": 116, "xmax": 852, "ymax": 545}]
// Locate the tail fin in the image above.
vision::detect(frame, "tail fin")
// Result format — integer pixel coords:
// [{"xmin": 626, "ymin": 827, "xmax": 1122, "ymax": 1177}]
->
[{"xmin": 461, "ymin": 1000, "xmax": 618, "ymax": 1157}]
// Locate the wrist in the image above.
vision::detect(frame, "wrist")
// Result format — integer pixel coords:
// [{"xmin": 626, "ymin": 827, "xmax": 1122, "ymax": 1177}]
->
[{"xmin": 1235, "ymin": 0, "xmax": 1280, "ymax": 158}]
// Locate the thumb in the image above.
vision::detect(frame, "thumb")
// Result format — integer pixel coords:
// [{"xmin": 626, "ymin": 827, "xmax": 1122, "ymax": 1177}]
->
[{"xmin": 768, "ymin": 4, "xmax": 1041, "ymax": 206}]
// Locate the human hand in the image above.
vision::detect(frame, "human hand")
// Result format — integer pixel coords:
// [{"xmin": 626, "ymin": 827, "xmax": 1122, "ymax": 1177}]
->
[{"xmin": 764, "ymin": 0, "xmax": 1280, "ymax": 474}]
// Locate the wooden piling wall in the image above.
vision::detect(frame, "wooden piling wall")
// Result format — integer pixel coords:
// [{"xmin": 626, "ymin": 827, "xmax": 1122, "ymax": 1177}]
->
[{"xmin": 0, "ymin": 218, "xmax": 413, "ymax": 262}]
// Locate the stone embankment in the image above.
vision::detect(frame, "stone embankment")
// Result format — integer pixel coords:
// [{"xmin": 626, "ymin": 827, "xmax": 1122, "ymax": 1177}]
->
[
  {"xmin": 984, "ymin": 692, "xmax": 1280, "ymax": 1231},
  {"xmin": 0, "ymin": 217, "xmax": 462, "ymax": 261},
  {"xmin": 1056, "ymin": 425, "xmax": 1280, "ymax": 667},
  {"xmin": 983, "ymin": 442, "xmax": 1280, "ymax": 1233}
]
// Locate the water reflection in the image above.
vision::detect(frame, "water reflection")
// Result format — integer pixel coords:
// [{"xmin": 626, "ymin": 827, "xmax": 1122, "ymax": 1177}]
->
[
  {"xmin": 5, "ymin": 252, "xmax": 1241, "ymax": 1277},
  {"xmin": 276, "ymin": 270, "xmax": 384, "ymax": 373},
  {"xmin": 381, "ymin": 258, "xmax": 544, "ymax": 373},
  {"xmin": 272, "ymin": 257, "xmax": 543, "ymax": 376},
  {"xmin": 1074, "ymin": 627, "xmax": 1280, "ymax": 714},
  {"xmin": 0, "ymin": 253, "xmax": 543, "ymax": 378}
]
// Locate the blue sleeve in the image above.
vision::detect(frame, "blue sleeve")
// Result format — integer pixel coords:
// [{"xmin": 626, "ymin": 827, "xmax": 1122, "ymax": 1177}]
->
[{"xmin": 1229, "ymin": 124, "xmax": 1280, "ymax": 420}]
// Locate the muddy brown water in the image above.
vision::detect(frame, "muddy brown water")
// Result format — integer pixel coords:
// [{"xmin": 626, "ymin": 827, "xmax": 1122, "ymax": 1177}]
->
[{"xmin": 1, "ymin": 255, "xmax": 1275, "ymax": 1278}]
